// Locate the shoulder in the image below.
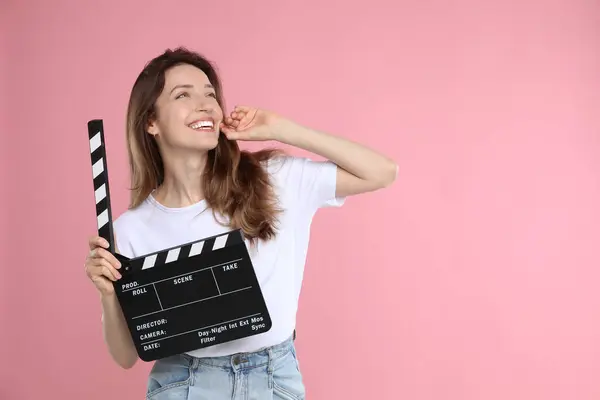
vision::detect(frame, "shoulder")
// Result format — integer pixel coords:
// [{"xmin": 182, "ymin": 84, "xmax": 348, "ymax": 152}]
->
[
  {"xmin": 263, "ymin": 154, "xmax": 335, "ymax": 180},
  {"xmin": 112, "ymin": 198, "xmax": 152, "ymax": 258},
  {"xmin": 262, "ymin": 155, "xmax": 313, "ymax": 192},
  {"xmin": 113, "ymin": 207, "xmax": 141, "ymax": 234},
  {"xmin": 262, "ymin": 154, "xmax": 345, "ymax": 210}
]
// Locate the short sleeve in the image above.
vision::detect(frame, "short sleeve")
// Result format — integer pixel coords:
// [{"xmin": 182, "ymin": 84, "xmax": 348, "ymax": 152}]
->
[
  {"xmin": 269, "ymin": 156, "xmax": 346, "ymax": 213},
  {"xmin": 112, "ymin": 213, "xmax": 136, "ymax": 259}
]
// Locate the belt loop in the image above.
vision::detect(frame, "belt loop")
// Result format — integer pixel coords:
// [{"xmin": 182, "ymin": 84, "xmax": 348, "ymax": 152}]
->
[
  {"xmin": 189, "ymin": 356, "xmax": 199, "ymax": 386},
  {"xmin": 267, "ymin": 347, "xmax": 274, "ymax": 389}
]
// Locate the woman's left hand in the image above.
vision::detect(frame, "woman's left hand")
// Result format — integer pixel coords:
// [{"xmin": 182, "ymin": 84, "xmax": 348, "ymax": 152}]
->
[{"xmin": 220, "ymin": 106, "xmax": 282, "ymax": 141}]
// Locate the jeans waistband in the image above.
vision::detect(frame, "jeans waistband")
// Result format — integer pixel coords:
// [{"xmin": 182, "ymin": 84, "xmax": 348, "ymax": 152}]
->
[{"xmin": 180, "ymin": 335, "xmax": 295, "ymax": 371}]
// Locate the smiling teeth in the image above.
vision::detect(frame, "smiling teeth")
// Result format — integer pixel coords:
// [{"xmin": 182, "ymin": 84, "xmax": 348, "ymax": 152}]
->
[{"xmin": 190, "ymin": 121, "xmax": 213, "ymax": 129}]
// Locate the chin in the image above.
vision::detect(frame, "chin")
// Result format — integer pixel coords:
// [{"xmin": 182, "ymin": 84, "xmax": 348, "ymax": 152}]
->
[
  {"xmin": 173, "ymin": 130, "xmax": 220, "ymax": 152},
  {"xmin": 191, "ymin": 137, "xmax": 219, "ymax": 151}
]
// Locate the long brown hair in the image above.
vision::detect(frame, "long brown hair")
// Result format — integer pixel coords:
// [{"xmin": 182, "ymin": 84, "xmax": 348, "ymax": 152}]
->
[{"xmin": 125, "ymin": 47, "xmax": 282, "ymax": 244}]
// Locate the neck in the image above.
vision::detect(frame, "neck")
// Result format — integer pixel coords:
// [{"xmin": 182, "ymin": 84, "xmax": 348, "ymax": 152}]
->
[{"xmin": 154, "ymin": 151, "xmax": 208, "ymax": 208}]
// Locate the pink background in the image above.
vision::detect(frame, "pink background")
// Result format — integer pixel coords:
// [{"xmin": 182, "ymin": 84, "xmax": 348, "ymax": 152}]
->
[{"xmin": 2, "ymin": 0, "xmax": 600, "ymax": 399}]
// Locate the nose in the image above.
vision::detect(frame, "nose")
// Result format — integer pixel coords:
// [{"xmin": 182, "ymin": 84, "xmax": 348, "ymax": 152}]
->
[
  {"xmin": 196, "ymin": 104, "xmax": 212, "ymax": 113},
  {"xmin": 195, "ymin": 97, "xmax": 213, "ymax": 113}
]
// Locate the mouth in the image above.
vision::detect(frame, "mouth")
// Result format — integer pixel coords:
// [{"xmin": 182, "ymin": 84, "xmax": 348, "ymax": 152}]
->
[{"xmin": 188, "ymin": 119, "xmax": 215, "ymax": 131}]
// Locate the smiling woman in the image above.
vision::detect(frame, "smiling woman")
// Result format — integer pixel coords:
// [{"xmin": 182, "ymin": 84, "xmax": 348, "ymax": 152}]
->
[
  {"xmin": 83, "ymin": 46, "xmax": 396, "ymax": 399},
  {"xmin": 123, "ymin": 53, "xmax": 283, "ymax": 246}
]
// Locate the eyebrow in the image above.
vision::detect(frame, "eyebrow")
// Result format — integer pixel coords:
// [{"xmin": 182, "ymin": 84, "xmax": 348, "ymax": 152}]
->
[{"xmin": 169, "ymin": 83, "xmax": 214, "ymax": 94}]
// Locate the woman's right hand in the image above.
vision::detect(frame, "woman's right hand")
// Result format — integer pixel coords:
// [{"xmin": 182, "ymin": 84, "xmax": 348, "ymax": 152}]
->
[{"xmin": 84, "ymin": 236, "xmax": 122, "ymax": 296}]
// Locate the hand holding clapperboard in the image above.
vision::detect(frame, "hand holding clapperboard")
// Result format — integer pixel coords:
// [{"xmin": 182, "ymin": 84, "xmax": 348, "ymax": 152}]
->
[{"xmin": 87, "ymin": 119, "xmax": 272, "ymax": 362}]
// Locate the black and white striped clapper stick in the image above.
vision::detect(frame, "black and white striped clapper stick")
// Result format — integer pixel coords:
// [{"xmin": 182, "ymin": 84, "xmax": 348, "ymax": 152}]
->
[
  {"xmin": 87, "ymin": 119, "xmax": 272, "ymax": 362},
  {"xmin": 88, "ymin": 119, "xmax": 117, "ymax": 255}
]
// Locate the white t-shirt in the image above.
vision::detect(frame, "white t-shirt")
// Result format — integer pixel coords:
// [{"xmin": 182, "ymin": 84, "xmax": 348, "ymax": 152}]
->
[{"xmin": 112, "ymin": 155, "xmax": 345, "ymax": 358}]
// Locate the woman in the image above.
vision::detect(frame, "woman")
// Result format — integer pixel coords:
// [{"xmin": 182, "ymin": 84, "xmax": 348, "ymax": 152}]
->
[{"xmin": 84, "ymin": 47, "xmax": 397, "ymax": 399}]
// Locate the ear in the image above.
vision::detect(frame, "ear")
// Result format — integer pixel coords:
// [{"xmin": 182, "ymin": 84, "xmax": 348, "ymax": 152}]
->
[{"xmin": 146, "ymin": 118, "xmax": 160, "ymax": 137}]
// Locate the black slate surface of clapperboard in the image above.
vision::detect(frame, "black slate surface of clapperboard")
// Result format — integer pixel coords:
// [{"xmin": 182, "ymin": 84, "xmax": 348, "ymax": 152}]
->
[{"xmin": 87, "ymin": 119, "xmax": 272, "ymax": 361}]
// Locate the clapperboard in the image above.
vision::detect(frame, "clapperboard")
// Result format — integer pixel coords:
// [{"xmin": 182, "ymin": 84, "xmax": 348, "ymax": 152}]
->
[{"xmin": 87, "ymin": 119, "xmax": 272, "ymax": 362}]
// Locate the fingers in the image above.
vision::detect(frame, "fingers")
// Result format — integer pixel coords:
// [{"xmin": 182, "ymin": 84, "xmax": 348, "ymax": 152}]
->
[
  {"xmin": 231, "ymin": 108, "xmax": 253, "ymax": 121},
  {"xmin": 86, "ymin": 257, "xmax": 122, "ymax": 281},
  {"xmin": 101, "ymin": 263, "xmax": 121, "ymax": 281},
  {"xmin": 88, "ymin": 234, "xmax": 119, "ymax": 252},
  {"xmin": 234, "ymin": 105, "xmax": 251, "ymax": 113},
  {"xmin": 226, "ymin": 108, "xmax": 255, "ymax": 131},
  {"xmin": 219, "ymin": 123, "xmax": 240, "ymax": 141},
  {"xmin": 85, "ymin": 234, "xmax": 121, "ymax": 296},
  {"xmin": 228, "ymin": 106, "xmax": 252, "ymax": 121},
  {"xmin": 238, "ymin": 109, "xmax": 256, "ymax": 129},
  {"xmin": 87, "ymin": 234, "xmax": 121, "ymax": 269},
  {"xmin": 221, "ymin": 106, "xmax": 258, "ymax": 138},
  {"xmin": 88, "ymin": 235, "xmax": 109, "ymax": 250},
  {"xmin": 220, "ymin": 122, "xmax": 232, "ymax": 133},
  {"xmin": 224, "ymin": 116, "xmax": 239, "ymax": 128},
  {"xmin": 85, "ymin": 234, "xmax": 122, "ymax": 283},
  {"xmin": 90, "ymin": 246, "xmax": 121, "ymax": 270}
]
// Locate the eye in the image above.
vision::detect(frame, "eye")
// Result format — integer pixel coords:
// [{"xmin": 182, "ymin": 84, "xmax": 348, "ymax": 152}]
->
[
  {"xmin": 207, "ymin": 92, "xmax": 216, "ymax": 98},
  {"xmin": 175, "ymin": 91, "xmax": 189, "ymax": 99}
]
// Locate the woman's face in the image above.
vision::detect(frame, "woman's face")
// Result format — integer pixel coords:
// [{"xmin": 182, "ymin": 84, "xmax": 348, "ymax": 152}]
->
[{"xmin": 148, "ymin": 63, "xmax": 223, "ymax": 153}]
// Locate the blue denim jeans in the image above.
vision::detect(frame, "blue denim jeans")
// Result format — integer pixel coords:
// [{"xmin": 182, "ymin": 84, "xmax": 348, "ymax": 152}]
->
[{"xmin": 145, "ymin": 335, "xmax": 305, "ymax": 399}]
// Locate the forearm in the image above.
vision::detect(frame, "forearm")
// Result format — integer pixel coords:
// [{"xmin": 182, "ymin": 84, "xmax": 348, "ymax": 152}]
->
[
  {"xmin": 273, "ymin": 119, "xmax": 397, "ymax": 186},
  {"xmin": 101, "ymin": 293, "xmax": 138, "ymax": 369}
]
